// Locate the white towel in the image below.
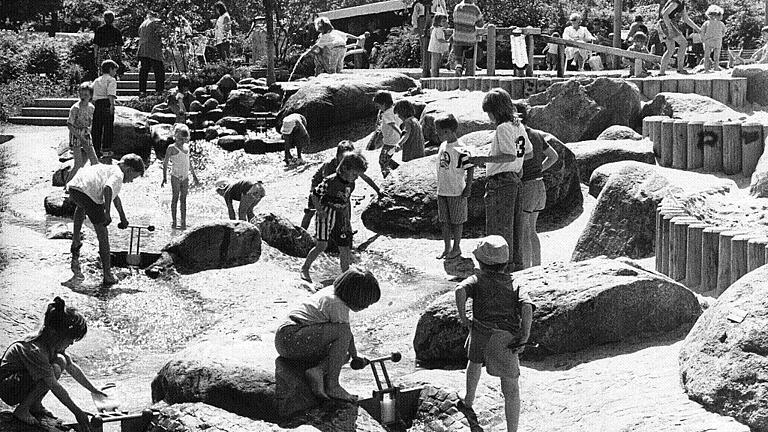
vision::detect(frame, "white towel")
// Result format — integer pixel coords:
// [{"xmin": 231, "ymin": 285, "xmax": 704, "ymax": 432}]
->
[{"xmin": 510, "ymin": 35, "xmax": 529, "ymax": 68}]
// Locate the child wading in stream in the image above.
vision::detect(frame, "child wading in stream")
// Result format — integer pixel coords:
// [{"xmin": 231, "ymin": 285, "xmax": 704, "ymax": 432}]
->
[
  {"xmin": 0, "ymin": 297, "xmax": 106, "ymax": 432},
  {"xmin": 162, "ymin": 124, "xmax": 198, "ymax": 230}
]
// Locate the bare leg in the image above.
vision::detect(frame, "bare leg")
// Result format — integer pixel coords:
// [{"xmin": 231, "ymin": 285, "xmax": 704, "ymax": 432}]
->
[
  {"xmin": 520, "ymin": 212, "xmax": 533, "ymax": 269},
  {"xmin": 94, "ymin": 223, "xmax": 115, "ymax": 285},
  {"xmin": 703, "ymin": 44, "xmax": 713, "ymax": 70},
  {"xmin": 301, "ymin": 241, "xmax": 328, "ymax": 282},
  {"xmin": 660, "ymin": 38, "xmax": 676, "ymax": 75},
  {"xmin": 463, "ymin": 360, "xmax": 483, "ymax": 409},
  {"xmin": 713, "ymin": 46, "xmax": 722, "ymax": 70},
  {"xmin": 338, "ymin": 246, "xmax": 351, "ymax": 272},
  {"xmin": 677, "ymin": 38, "xmax": 689, "ymax": 72},
  {"xmin": 300, "ymin": 209, "xmax": 315, "ymax": 230},
  {"xmin": 171, "ymin": 177, "xmax": 180, "ymax": 228},
  {"xmin": 500, "ymin": 377, "xmax": 521, "ymax": 432},
  {"xmin": 66, "ymin": 147, "xmax": 85, "ymax": 185},
  {"xmin": 438, "ymin": 222, "xmax": 451, "ymax": 258},
  {"xmin": 530, "ymin": 211, "xmax": 542, "ymax": 267},
  {"xmin": 447, "ymin": 223, "xmax": 463, "ymax": 258},
  {"xmin": 319, "ymin": 324, "xmax": 356, "ymax": 402},
  {"xmin": 15, "ymin": 357, "xmax": 66, "ymax": 424},
  {"xmin": 179, "ymin": 178, "xmax": 188, "ymax": 229}
]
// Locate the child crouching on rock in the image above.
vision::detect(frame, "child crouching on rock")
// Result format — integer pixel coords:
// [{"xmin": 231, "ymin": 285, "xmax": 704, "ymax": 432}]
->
[
  {"xmin": 455, "ymin": 236, "xmax": 534, "ymax": 432},
  {"xmin": 0, "ymin": 297, "xmax": 105, "ymax": 432},
  {"xmin": 275, "ymin": 267, "xmax": 380, "ymax": 401}
]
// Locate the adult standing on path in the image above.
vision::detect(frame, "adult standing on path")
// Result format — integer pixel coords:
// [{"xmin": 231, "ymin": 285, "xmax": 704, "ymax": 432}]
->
[
  {"xmin": 93, "ymin": 11, "xmax": 123, "ymax": 77},
  {"xmin": 657, "ymin": 0, "xmax": 700, "ymax": 75},
  {"xmin": 562, "ymin": 13, "xmax": 595, "ymax": 71},
  {"xmin": 214, "ymin": 1, "xmax": 232, "ymax": 61},
  {"xmin": 138, "ymin": 10, "xmax": 165, "ymax": 96},
  {"xmin": 245, "ymin": 16, "xmax": 268, "ymax": 65}
]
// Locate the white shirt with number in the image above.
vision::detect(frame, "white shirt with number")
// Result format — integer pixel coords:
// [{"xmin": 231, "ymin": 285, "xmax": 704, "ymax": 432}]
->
[
  {"xmin": 486, "ymin": 120, "xmax": 532, "ymax": 177},
  {"xmin": 437, "ymin": 139, "xmax": 473, "ymax": 196},
  {"xmin": 67, "ymin": 164, "xmax": 124, "ymax": 204}
]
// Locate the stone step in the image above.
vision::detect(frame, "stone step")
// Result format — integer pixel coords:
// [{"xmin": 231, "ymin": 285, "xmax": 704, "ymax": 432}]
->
[
  {"xmin": 120, "ymin": 72, "xmax": 181, "ymax": 81},
  {"xmin": 22, "ymin": 107, "xmax": 71, "ymax": 118},
  {"xmin": 118, "ymin": 80, "xmax": 178, "ymax": 90},
  {"xmin": 8, "ymin": 116, "xmax": 68, "ymax": 126},
  {"xmin": 34, "ymin": 98, "xmax": 79, "ymax": 108}
]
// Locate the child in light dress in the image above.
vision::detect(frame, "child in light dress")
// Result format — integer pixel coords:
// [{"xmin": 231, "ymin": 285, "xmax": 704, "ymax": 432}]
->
[
  {"xmin": 66, "ymin": 82, "xmax": 99, "ymax": 184},
  {"xmin": 162, "ymin": 124, "xmax": 197, "ymax": 229}
]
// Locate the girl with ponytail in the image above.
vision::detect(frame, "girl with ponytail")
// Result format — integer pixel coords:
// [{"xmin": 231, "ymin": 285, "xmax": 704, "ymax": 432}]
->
[{"xmin": 0, "ymin": 297, "xmax": 104, "ymax": 432}]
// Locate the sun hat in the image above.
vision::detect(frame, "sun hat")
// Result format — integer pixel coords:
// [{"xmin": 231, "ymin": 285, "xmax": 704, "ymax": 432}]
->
[{"xmin": 473, "ymin": 235, "xmax": 509, "ymax": 265}]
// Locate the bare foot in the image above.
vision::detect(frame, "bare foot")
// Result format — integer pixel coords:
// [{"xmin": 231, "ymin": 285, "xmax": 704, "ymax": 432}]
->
[
  {"xmin": 30, "ymin": 404, "xmax": 55, "ymax": 419},
  {"xmin": 304, "ymin": 367, "xmax": 330, "ymax": 400},
  {"xmin": 13, "ymin": 408, "xmax": 40, "ymax": 426},
  {"xmin": 445, "ymin": 249, "xmax": 462, "ymax": 259},
  {"xmin": 103, "ymin": 274, "xmax": 118, "ymax": 286},
  {"xmin": 300, "ymin": 268, "xmax": 312, "ymax": 283},
  {"xmin": 326, "ymin": 384, "xmax": 358, "ymax": 402},
  {"xmin": 436, "ymin": 250, "xmax": 450, "ymax": 259},
  {"xmin": 179, "ymin": 222, "xmax": 187, "ymax": 230},
  {"xmin": 171, "ymin": 222, "xmax": 177, "ymax": 229}
]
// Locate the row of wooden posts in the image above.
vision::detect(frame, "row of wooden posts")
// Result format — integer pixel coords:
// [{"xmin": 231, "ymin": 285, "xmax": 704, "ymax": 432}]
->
[
  {"xmin": 656, "ymin": 201, "xmax": 768, "ymax": 296},
  {"xmin": 641, "ymin": 116, "xmax": 766, "ymax": 177},
  {"xmin": 420, "ymin": 76, "xmax": 562, "ymax": 99},
  {"xmin": 626, "ymin": 76, "xmax": 747, "ymax": 107}
]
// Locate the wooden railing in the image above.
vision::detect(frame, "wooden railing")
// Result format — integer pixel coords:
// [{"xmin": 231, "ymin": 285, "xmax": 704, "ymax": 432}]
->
[{"xmin": 540, "ymin": 35, "xmax": 662, "ymax": 78}]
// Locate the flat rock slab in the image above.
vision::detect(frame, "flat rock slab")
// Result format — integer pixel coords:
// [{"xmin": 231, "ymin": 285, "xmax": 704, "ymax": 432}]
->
[
  {"xmin": 640, "ymin": 92, "xmax": 746, "ymax": 122},
  {"xmin": 680, "ymin": 265, "xmax": 768, "ymax": 431},
  {"xmin": 567, "ymin": 139, "xmax": 655, "ymax": 184},
  {"xmin": 596, "ymin": 125, "xmax": 643, "ymax": 141},
  {"xmin": 252, "ymin": 213, "xmax": 315, "ymax": 258},
  {"xmin": 158, "ymin": 220, "xmax": 262, "ymax": 272}
]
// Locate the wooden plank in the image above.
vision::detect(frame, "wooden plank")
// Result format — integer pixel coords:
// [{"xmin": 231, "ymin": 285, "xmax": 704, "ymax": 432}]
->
[
  {"xmin": 660, "ymin": 118, "xmax": 675, "ymax": 167},
  {"xmin": 540, "ymin": 35, "xmax": 662, "ymax": 63},
  {"xmin": 661, "ymin": 77, "xmax": 678, "ymax": 93},
  {"xmin": 644, "ymin": 77, "xmax": 662, "ymax": 99},
  {"xmin": 730, "ymin": 78, "xmax": 747, "ymax": 106}
]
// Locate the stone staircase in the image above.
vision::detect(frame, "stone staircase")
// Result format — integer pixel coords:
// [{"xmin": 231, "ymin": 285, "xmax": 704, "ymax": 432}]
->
[{"xmin": 7, "ymin": 72, "xmax": 178, "ymax": 126}]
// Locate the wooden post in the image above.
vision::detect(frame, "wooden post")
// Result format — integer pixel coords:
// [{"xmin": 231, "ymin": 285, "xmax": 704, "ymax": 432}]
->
[
  {"xmin": 701, "ymin": 226, "xmax": 727, "ymax": 294},
  {"xmin": 661, "ymin": 209, "xmax": 687, "ymax": 275},
  {"xmin": 647, "ymin": 116, "xmax": 666, "ymax": 158},
  {"xmin": 612, "ymin": 0, "xmax": 623, "ymax": 69},
  {"xmin": 694, "ymin": 78, "xmax": 712, "ymax": 99},
  {"xmin": 703, "ymin": 121, "xmax": 723, "ymax": 172},
  {"xmin": 656, "ymin": 203, "xmax": 683, "ymax": 272},
  {"xmin": 661, "ymin": 77, "xmax": 678, "ymax": 93},
  {"xmin": 644, "ymin": 77, "xmax": 661, "ymax": 99},
  {"xmin": 730, "ymin": 234, "xmax": 750, "ymax": 285},
  {"xmin": 660, "ymin": 118, "xmax": 675, "ymax": 167},
  {"xmin": 510, "ymin": 78, "xmax": 524, "ymax": 99},
  {"xmin": 466, "ymin": 76, "xmax": 476, "ymax": 91},
  {"xmin": 536, "ymin": 77, "xmax": 551, "ymax": 94},
  {"xmin": 741, "ymin": 122, "xmax": 764, "ymax": 177},
  {"xmin": 487, "ymin": 24, "xmax": 496, "ymax": 76},
  {"xmin": 686, "ymin": 120, "xmax": 704, "ymax": 170},
  {"xmin": 458, "ymin": 77, "xmax": 468, "ymax": 91},
  {"xmin": 627, "ymin": 77, "xmax": 644, "ymax": 95},
  {"xmin": 671, "ymin": 217, "xmax": 699, "ymax": 281},
  {"xmin": 686, "ymin": 223, "xmax": 708, "ymax": 290},
  {"xmin": 722, "ymin": 121, "xmax": 742, "ymax": 175},
  {"xmin": 557, "ymin": 44, "xmax": 566, "ymax": 78},
  {"xmin": 730, "ymin": 78, "xmax": 747, "ymax": 106},
  {"xmin": 490, "ymin": 77, "xmax": 501, "ymax": 90},
  {"xmin": 481, "ymin": 78, "xmax": 491, "ymax": 92},
  {"xmin": 717, "ymin": 230, "xmax": 744, "ymax": 294},
  {"xmin": 642, "ymin": 116, "xmax": 652, "ymax": 138},
  {"xmin": 634, "ymin": 59, "xmax": 643, "ymax": 78},
  {"xmin": 499, "ymin": 77, "xmax": 513, "ymax": 94},
  {"xmin": 678, "ymin": 77, "xmax": 695, "ymax": 94},
  {"xmin": 450, "ymin": 77, "xmax": 461, "ymax": 90},
  {"xmin": 264, "ymin": 0, "xmax": 277, "ymax": 85},
  {"xmin": 747, "ymin": 237, "xmax": 768, "ymax": 271},
  {"xmin": 523, "ymin": 77, "xmax": 538, "ymax": 97},
  {"xmin": 673, "ymin": 119, "xmax": 688, "ymax": 169},
  {"xmin": 712, "ymin": 78, "xmax": 730, "ymax": 104},
  {"xmin": 525, "ymin": 34, "xmax": 535, "ymax": 77}
]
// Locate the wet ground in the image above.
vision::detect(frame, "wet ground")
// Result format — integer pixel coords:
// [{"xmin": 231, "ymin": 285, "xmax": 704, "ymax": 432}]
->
[{"xmin": 0, "ymin": 124, "xmax": 750, "ymax": 431}]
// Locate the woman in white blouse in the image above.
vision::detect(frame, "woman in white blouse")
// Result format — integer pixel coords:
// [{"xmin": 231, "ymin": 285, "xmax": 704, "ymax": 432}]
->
[
  {"xmin": 563, "ymin": 13, "xmax": 595, "ymax": 71},
  {"xmin": 312, "ymin": 17, "xmax": 358, "ymax": 74},
  {"xmin": 214, "ymin": 1, "xmax": 232, "ymax": 61}
]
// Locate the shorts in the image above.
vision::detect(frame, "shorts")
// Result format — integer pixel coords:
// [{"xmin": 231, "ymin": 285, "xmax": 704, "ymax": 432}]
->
[
  {"xmin": 520, "ymin": 178, "xmax": 547, "ymax": 213},
  {"xmin": 315, "ymin": 208, "xmax": 353, "ymax": 248},
  {"xmin": 0, "ymin": 371, "xmax": 34, "ymax": 405},
  {"xmin": 658, "ymin": 19, "xmax": 683, "ymax": 41},
  {"xmin": 437, "ymin": 195, "xmax": 468, "ymax": 224},
  {"xmin": 69, "ymin": 188, "xmax": 107, "ymax": 225},
  {"xmin": 465, "ymin": 324, "xmax": 521, "ymax": 378}
]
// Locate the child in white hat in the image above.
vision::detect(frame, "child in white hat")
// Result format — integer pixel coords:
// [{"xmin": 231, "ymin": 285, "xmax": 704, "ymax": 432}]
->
[{"xmin": 455, "ymin": 235, "xmax": 535, "ymax": 432}]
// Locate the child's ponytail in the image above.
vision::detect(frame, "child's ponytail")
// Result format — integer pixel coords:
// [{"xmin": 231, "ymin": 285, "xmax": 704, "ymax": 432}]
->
[
  {"xmin": 42, "ymin": 296, "xmax": 88, "ymax": 342},
  {"xmin": 44, "ymin": 296, "xmax": 67, "ymax": 330}
]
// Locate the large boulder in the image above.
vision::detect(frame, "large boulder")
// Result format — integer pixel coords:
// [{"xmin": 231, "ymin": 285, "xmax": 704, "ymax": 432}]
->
[
  {"xmin": 252, "ymin": 213, "xmax": 315, "ymax": 258},
  {"xmin": 639, "ymin": 92, "xmax": 745, "ymax": 122},
  {"xmin": 157, "ymin": 220, "xmax": 262, "ymax": 272},
  {"xmin": 216, "ymin": 74, "xmax": 238, "ymax": 96},
  {"xmin": 147, "ymin": 403, "xmax": 320, "ymax": 432},
  {"xmin": 596, "ymin": 125, "xmax": 642, "ymax": 141},
  {"xmin": 222, "ymin": 90, "xmax": 257, "ymax": 117},
  {"xmin": 417, "ymin": 91, "xmax": 491, "ymax": 146},
  {"xmin": 414, "ymin": 258, "xmax": 702, "ymax": 363},
  {"xmin": 732, "ymin": 64, "xmax": 768, "ymax": 105},
  {"xmin": 750, "ymin": 144, "xmax": 768, "ymax": 197},
  {"xmin": 583, "ymin": 77, "xmax": 643, "ymax": 138},
  {"xmin": 566, "ymin": 139, "xmax": 655, "ymax": 184},
  {"xmin": 113, "ymin": 107, "xmax": 153, "ymax": 158},
  {"xmin": 44, "ymin": 189, "xmax": 76, "ymax": 218},
  {"xmin": 573, "ymin": 162, "xmax": 735, "ymax": 261},
  {"xmin": 362, "ymin": 130, "xmax": 581, "ymax": 235},
  {"xmin": 150, "ymin": 340, "xmax": 278, "ymax": 422},
  {"xmin": 280, "ymin": 71, "xmax": 417, "ymax": 130},
  {"xmin": 527, "ymin": 80, "xmax": 601, "ymax": 143},
  {"xmin": 679, "ymin": 265, "xmax": 768, "ymax": 431},
  {"xmin": 151, "ymin": 124, "xmax": 174, "ymax": 159}
]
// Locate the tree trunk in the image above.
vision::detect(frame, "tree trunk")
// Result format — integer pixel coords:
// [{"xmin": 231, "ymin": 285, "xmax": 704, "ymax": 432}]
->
[
  {"xmin": 264, "ymin": 0, "xmax": 277, "ymax": 85},
  {"xmin": 611, "ymin": 0, "xmax": 622, "ymax": 69},
  {"xmin": 49, "ymin": 10, "xmax": 57, "ymax": 36}
]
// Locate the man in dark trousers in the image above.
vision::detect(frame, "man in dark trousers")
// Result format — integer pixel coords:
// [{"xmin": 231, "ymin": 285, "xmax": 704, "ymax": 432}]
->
[
  {"xmin": 137, "ymin": 10, "xmax": 165, "ymax": 96},
  {"xmin": 93, "ymin": 11, "xmax": 124, "ymax": 77}
]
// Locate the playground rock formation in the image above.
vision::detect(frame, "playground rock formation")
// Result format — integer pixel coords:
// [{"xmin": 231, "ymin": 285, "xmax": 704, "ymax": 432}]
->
[
  {"xmin": 732, "ymin": 64, "xmax": 768, "ymax": 106},
  {"xmin": 149, "ymin": 221, "xmax": 262, "ymax": 273},
  {"xmin": 640, "ymin": 92, "xmax": 743, "ymax": 122},
  {"xmin": 112, "ymin": 106, "xmax": 153, "ymax": 157},
  {"xmin": 148, "ymin": 403, "xmax": 320, "ymax": 432},
  {"xmin": 596, "ymin": 125, "xmax": 643, "ymax": 141},
  {"xmin": 679, "ymin": 264, "xmax": 768, "ymax": 432},
  {"xmin": 252, "ymin": 212, "xmax": 315, "ymax": 258},
  {"xmin": 413, "ymin": 291, "xmax": 468, "ymax": 367},
  {"xmin": 362, "ymin": 130, "xmax": 581, "ymax": 235},
  {"xmin": 150, "ymin": 123, "xmax": 174, "ymax": 158},
  {"xmin": 280, "ymin": 71, "xmax": 418, "ymax": 130},
  {"xmin": 566, "ymin": 139, "xmax": 655, "ymax": 184},
  {"xmin": 418, "ymin": 91, "xmax": 490, "ymax": 146},
  {"xmin": 574, "ymin": 162, "xmax": 735, "ymax": 261}
]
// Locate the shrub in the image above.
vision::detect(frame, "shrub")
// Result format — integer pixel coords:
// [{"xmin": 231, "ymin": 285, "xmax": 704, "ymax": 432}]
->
[
  {"xmin": 61, "ymin": 64, "xmax": 86, "ymax": 94},
  {"xmin": 0, "ymin": 74, "xmax": 67, "ymax": 122},
  {"xmin": 187, "ymin": 62, "xmax": 235, "ymax": 89},
  {"xmin": 375, "ymin": 27, "xmax": 422, "ymax": 68},
  {"xmin": 0, "ymin": 33, "xmax": 27, "ymax": 84},
  {"xmin": 68, "ymin": 37, "xmax": 98, "ymax": 80},
  {"xmin": 119, "ymin": 93, "xmax": 168, "ymax": 113},
  {"xmin": 27, "ymin": 42, "xmax": 62, "ymax": 76}
]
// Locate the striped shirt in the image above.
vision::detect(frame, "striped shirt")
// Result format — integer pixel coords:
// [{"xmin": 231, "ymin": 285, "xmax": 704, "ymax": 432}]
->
[{"xmin": 452, "ymin": 2, "xmax": 482, "ymax": 46}]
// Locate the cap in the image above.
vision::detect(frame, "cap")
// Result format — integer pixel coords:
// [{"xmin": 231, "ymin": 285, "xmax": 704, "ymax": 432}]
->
[{"xmin": 473, "ymin": 235, "xmax": 509, "ymax": 265}]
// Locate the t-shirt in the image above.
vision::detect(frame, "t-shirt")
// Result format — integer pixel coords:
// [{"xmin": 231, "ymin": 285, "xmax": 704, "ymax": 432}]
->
[
  {"xmin": 486, "ymin": 120, "xmax": 532, "ymax": 177},
  {"xmin": 428, "ymin": 27, "xmax": 450, "ymax": 53},
  {"xmin": 313, "ymin": 173, "xmax": 355, "ymax": 211},
  {"xmin": 0, "ymin": 339, "xmax": 59, "ymax": 382},
  {"xmin": 287, "ymin": 286, "xmax": 350, "ymax": 326},
  {"xmin": 215, "ymin": 13, "xmax": 232, "ymax": 45},
  {"xmin": 521, "ymin": 127, "xmax": 554, "ymax": 181},
  {"xmin": 400, "ymin": 117, "xmax": 425, "ymax": 162},
  {"xmin": 225, "ymin": 179, "xmax": 260, "ymax": 200},
  {"xmin": 459, "ymin": 271, "xmax": 535, "ymax": 334},
  {"xmin": 380, "ymin": 108, "xmax": 401, "ymax": 147},
  {"xmin": 138, "ymin": 18, "xmax": 163, "ymax": 61},
  {"xmin": 452, "ymin": 2, "xmax": 483, "ymax": 46},
  {"xmin": 436, "ymin": 139, "xmax": 473, "ymax": 196},
  {"xmin": 312, "ymin": 159, "xmax": 339, "ymax": 191},
  {"xmin": 93, "ymin": 24, "xmax": 123, "ymax": 48},
  {"xmin": 92, "ymin": 74, "xmax": 117, "ymax": 101},
  {"xmin": 701, "ymin": 19, "xmax": 725, "ymax": 44},
  {"xmin": 67, "ymin": 164, "xmax": 123, "ymax": 204}
]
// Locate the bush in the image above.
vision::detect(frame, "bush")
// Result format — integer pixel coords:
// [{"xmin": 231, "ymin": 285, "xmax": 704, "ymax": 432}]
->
[
  {"xmin": 68, "ymin": 37, "xmax": 98, "ymax": 80},
  {"xmin": 187, "ymin": 62, "xmax": 236, "ymax": 89},
  {"xmin": 0, "ymin": 33, "xmax": 27, "ymax": 84},
  {"xmin": 0, "ymin": 74, "xmax": 67, "ymax": 122},
  {"xmin": 376, "ymin": 27, "xmax": 422, "ymax": 68},
  {"xmin": 119, "ymin": 93, "xmax": 168, "ymax": 113},
  {"xmin": 27, "ymin": 42, "xmax": 62, "ymax": 76}
]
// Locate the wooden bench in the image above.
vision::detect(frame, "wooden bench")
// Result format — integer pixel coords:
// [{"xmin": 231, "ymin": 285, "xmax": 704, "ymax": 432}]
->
[{"xmin": 541, "ymin": 35, "xmax": 662, "ymax": 78}]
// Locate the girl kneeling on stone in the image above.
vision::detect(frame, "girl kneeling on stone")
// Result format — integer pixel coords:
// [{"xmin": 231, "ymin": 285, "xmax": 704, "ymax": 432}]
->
[
  {"xmin": 0, "ymin": 297, "xmax": 105, "ymax": 432},
  {"xmin": 275, "ymin": 267, "xmax": 381, "ymax": 402}
]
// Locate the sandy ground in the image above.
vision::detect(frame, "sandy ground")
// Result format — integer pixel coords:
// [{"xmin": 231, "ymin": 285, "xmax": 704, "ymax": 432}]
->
[{"xmin": 0, "ymin": 123, "xmax": 750, "ymax": 431}]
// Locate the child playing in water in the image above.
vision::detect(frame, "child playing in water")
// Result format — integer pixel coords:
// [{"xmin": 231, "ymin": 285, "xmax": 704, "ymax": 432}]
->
[
  {"xmin": 455, "ymin": 236, "xmax": 534, "ymax": 432},
  {"xmin": 700, "ymin": 5, "xmax": 726, "ymax": 72},
  {"xmin": 275, "ymin": 267, "xmax": 380, "ymax": 402},
  {"xmin": 0, "ymin": 297, "xmax": 106, "ymax": 432},
  {"xmin": 301, "ymin": 151, "xmax": 369, "ymax": 282},
  {"xmin": 167, "ymin": 75, "xmax": 193, "ymax": 124},
  {"xmin": 66, "ymin": 82, "xmax": 99, "ymax": 184},
  {"xmin": 215, "ymin": 177, "xmax": 266, "ymax": 221},
  {"xmin": 68, "ymin": 154, "xmax": 145, "ymax": 285},
  {"xmin": 393, "ymin": 100, "xmax": 425, "ymax": 163},
  {"xmin": 373, "ymin": 91, "xmax": 401, "ymax": 177},
  {"xmin": 435, "ymin": 114, "xmax": 474, "ymax": 259},
  {"xmin": 162, "ymin": 124, "xmax": 197, "ymax": 229}
]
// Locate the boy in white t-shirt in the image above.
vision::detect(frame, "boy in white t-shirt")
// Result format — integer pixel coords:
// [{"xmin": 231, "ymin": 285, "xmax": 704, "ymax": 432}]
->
[
  {"xmin": 435, "ymin": 114, "xmax": 475, "ymax": 260},
  {"xmin": 373, "ymin": 91, "xmax": 402, "ymax": 177},
  {"xmin": 91, "ymin": 60, "xmax": 118, "ymax": 158},
  {"xmin": 67, "ymin": 154, "xmax": 145, "ymax": 285}
]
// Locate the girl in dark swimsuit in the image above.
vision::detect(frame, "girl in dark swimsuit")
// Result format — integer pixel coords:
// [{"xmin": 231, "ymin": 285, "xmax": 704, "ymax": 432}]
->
[{"xmin": 658, "ymin": 0, "xmax": 700, "ymax": 75}]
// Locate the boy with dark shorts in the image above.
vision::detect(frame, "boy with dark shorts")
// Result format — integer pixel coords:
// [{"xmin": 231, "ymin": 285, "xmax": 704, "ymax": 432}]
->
[
  {"xmin": 435, "ymin": 114, "xmax": 474, "ymax": 259},
  {"xmin": 301, "ymin": 152, "xmax": 369, "ymax": 282},
  {"xmin": 67, "ymin": 154, "xmax": 145, "ymax": 285},
  {"xmin": 455, "ymin": 235, "xmax": 534, "ymax": 432},
  {"xmin": 215, "ymin": 177, "xmax": 266, "ymax": 221}
]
